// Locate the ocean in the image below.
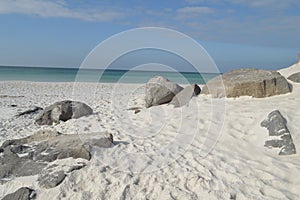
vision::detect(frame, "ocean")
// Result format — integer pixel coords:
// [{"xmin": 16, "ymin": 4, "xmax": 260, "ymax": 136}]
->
[{"xmin": 0, "ymin": 66, "xmax": 219, "ymax": 84}]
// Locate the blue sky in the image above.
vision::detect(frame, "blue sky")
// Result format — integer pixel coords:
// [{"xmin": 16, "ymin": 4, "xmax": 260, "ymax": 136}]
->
[{"xmin": 0, "ymin": 0, "xmax": 299, "ymax": 72}]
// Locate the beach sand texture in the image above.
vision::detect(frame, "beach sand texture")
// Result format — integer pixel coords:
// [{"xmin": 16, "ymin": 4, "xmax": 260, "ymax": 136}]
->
[{"xmin": 0, "ymin": 64, "xmax": 299, "ymax": 199}]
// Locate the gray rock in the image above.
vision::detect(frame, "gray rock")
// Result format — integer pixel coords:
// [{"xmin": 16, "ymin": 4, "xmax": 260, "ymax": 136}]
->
[
  {"xmin": 33, "ymin": 134, "xmax": 91, "ymax": 162},
  {"xmin": 2, "ymin": 187, "xmax": 36, "ymax": 200},
  {"xmin": 93, "ymin": 133, "xmax": 114, "ymax": 148},
  {"xmin": 0, "ymin": 144, "xmax": 47, "ymax": 180},
  {"xmin": 0, "ymin": 130, "xmax": 90, "ymax": 181},
  {"xmin": 1, "ymin": 130, "xmax": 61, "ymax": 148},
  {"xmin": 37, "ymin": 170, "xmax": 66, "ymax": 189},
  {"xmin": 261, "ymin": 110, "xmax": 296, "ymax": 155},
  {"xmin": 85, "ymin": 133, "xmax": 114, "ymax": 149},
  {"xmin": 287, "ymin": 72, "xmax": 300, "ymax": 83},
  {"xmin": 170, "ymin": 84, "xmax": 201, "ymax": 107},
  {"xmin": 35, "ymin": 100, "xmax": 93, "ymax": 125},
  {"xmin": 202, "ymin": 68, "xmax": 292, "ymax": 98},
  {"xmin": 145, "ymin": 76, "xmax": 183, "ymax": 108}
]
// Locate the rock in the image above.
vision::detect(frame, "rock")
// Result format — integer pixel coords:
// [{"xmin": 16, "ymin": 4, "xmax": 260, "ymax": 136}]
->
[
  {"xmin": 36, "ymin": 162, "xmax": 86, "ymax": 188},
  {"xmin": 0, "ymin": 145, "xmax": 46, "ymax": 180},
  {"xmin": 202, "ymin": 68, "xmax": 292, "ymax": 98},
  {"xmin": 16, "ymin": 106, "xmax": 43, "ymax": 117},
  {"xmin": 93, "ymin": 133, "xmax": 114, "ymax": 148},
  {"xmin": 2, "ymin": 187, "xmax": 36, "ymax": 200},
  {"xmin": 86, "ymin": 133, "xmax": 114, "ymax": 148},
  {"xmin": 261, "ymin": 110, "xmax": 296, "ymax": 155},
  {"xmin": 145, "ymin": 76, "xmax": 183, "ymax": 108},
  {"xmin": 127, "ymin": 107, "xmax": 142, "ymax": 114},
  {"xmin": 35, "ymin": 100, "xmax": 93, "ymax": 125},
  {"xmin": 67, "ymin": 162, "xmax": 86, "ymax": 173},
  {"xmin": 38, "ymin": 170, "xmax": 66, "ymax": 189},
  {"xmin": 0, "ymin": 130, "xmax": 90, "ymax": 181},
  {"xmin": 1, "ymin": 130, "xmax": 61, "ymax": 148},
  {"xmin": 134, "ymin": 109, "xmax": 141, "ymax": 114},
  {"xmin": 33, "ymin": 134, "xmax": 91, "ymax": 162},
  {"xmin": 170, "ymin": 84, "xmax": 201, "ymax": 107},
  {"xmin": 287, "ymin": 72, "xmax": 300, "ymax": 83}
]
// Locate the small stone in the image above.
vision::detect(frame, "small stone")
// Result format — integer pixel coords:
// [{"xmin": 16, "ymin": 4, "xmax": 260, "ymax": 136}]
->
[{"xmin": 134, "ymin": 109, "xmax": 141, "ymax": 114}]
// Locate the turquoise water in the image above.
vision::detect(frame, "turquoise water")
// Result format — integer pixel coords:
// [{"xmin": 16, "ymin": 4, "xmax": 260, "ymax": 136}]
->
[{"xmin": 0, "ymin": 66, "xmax": 219, "ymax": 84}]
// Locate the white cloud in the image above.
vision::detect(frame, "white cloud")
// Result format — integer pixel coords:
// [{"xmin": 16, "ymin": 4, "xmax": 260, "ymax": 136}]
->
[
  {"xmin": 177, "ymin": 6, "xmax": 214, "ymax": 14},
  {"xmin": 0, "ymin": 0, "xmax": 125, "ymax": 22},
  {"xmin": 229, "ymin": 0, "xmax": 298, "ymax": 9},
  {"xmin": 185, "ymin": 0, "xmax": 299, "ymax": 10}
]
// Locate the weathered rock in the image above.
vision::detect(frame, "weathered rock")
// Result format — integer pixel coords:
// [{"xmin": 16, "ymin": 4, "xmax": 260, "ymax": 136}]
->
[
  {"xmin": 287, "ymin": 72, "xmax": 300, "ymax": 83},
  {"xmin": 0, "ymin": 130, "xmax": 90, "ymax": 181},
  {"xmin": 37, "ymin": 170, "xmax": 66, "ymax": 189},
  {"xmin": 145, "ymin": 76, "xmax": 183, "ymax": 108},
  {"xmin": 261, "ymin": 110, "xmax": 296, "ymax": 155},
  {"xmin": 202, "ymin": 68, "xmax": 292, "ymax": 98},
  {"xmin": 33, "ymin": 134, "xmax": 91, "ymax": 162},
  {"xmin": 35, "ymin": 100, "xmax": 93, "ymax": 125},
  {"xmin": 0, "ymin": 144, "xmax": 47, "ymax": 180},
  {"xmin": 170, "ymin": 84, "xmax": 201, "ymax": 107},
  {"xmin": 2, "ymin": 187, "xmax": 36, "ymax": 200}
]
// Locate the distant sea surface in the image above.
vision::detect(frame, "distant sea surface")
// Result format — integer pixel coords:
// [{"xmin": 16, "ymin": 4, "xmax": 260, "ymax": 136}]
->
[{"xmin": 0, "ymin": 66, "xmax": 219, "ymax": 84}]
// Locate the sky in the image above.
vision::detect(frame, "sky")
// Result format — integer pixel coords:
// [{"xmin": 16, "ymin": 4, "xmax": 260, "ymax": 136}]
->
[{"xmin": 0, "ymin": 0, "xmax": 299, "ymax": 72}]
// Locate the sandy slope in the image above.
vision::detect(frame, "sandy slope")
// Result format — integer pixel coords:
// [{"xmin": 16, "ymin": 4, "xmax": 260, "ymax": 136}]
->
[{"xmin": 0, "ymin": 64, "xmax": 299, "ymax": 199}]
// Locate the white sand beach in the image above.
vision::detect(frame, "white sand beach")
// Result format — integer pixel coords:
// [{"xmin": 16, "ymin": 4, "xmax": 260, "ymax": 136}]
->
[{"xmin": 0, "ymin": 64, "xmax": 300, "ymax": 199}]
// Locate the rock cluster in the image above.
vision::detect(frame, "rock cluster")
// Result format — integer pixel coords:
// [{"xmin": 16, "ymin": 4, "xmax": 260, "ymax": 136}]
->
[
  {"xmin": 0, "ymin": 129, "xmax": 114, "ymax": 190},
  {"xmin": 0, "ymin": 130, "xmax": 90, "ymax": 183},
  {"xmin": 145, "ymin": 76, "xmax": 183, "ymax": 108},
  {"xmin": 145, "ymin": 76, "xmax": 201, "ymax": 108}
]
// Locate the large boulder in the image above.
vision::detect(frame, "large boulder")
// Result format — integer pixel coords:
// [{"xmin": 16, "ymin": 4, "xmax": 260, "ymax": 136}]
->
[
  {"xmin": 170, "ymin": 84, "xmax": 201, "ymax": 107},
  {"xmin": 35, "ymin": 100, "xmax": 93, "ymax": 125},
  {"xmin": 145, "ymin": 76, "xmax": 183, "ymax": 108},
  {"xmin": 2, "ymin": 187, "xmax": 36, "ymax": 200},
  {"xmin": 287, "ymin": 72, "xmax": 300, "ymax": 83},
  {"xmin": 202, "ymin": 68, "xmax": 292, "ymax": 98},
  {"xmin": 0, "ymin": 130, "xmax": 90, "ymax": 182}
]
